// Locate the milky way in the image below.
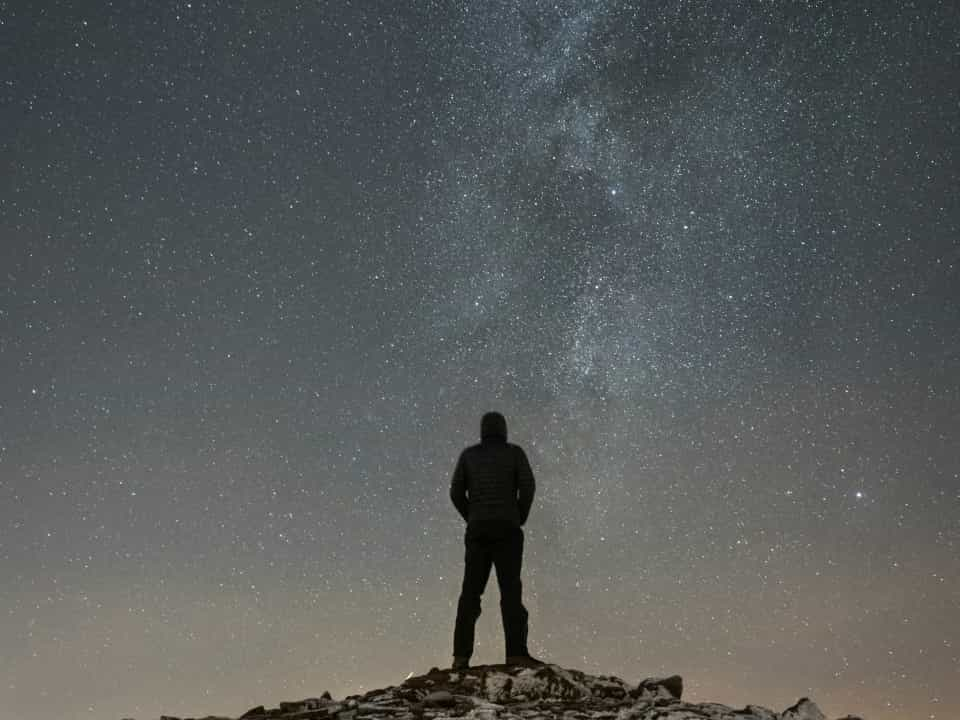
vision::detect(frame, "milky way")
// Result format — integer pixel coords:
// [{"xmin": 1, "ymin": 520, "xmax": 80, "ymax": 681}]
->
[{"xmin": 1, "ymin": 2, "xmax": 957, "ymax": 719}]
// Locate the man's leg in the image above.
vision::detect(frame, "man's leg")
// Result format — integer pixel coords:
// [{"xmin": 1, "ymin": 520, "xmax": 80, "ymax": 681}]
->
[
  {"xmin": 492, "ymin": 526, "xmax": 529, "ymax": 659},
  {"xmin": 453, "ymin": 533, "xmax": 493, "ymax": 661}
]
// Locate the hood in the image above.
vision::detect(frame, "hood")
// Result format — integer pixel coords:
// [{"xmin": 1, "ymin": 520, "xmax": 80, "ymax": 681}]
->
[{"xmin": 480, "ymin": 411, "xmax": 508, "ymax": 441}]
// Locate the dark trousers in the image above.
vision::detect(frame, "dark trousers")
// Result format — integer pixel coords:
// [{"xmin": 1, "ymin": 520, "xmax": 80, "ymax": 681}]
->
[{"xmin": 453, "ymin": 522, "xmax": 529, "ymax": 659}]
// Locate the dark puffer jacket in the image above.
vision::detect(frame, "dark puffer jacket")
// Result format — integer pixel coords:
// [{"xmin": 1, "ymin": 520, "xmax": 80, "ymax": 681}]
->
[{"xmin": 450, "ymin": 412, "xmax": 536, "ymax": 529}]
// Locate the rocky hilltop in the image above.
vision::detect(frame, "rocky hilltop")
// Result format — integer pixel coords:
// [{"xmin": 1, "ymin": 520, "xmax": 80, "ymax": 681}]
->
[{"xmin": 148, "ymin": 663, "xmax": 865, "ymax": 720}]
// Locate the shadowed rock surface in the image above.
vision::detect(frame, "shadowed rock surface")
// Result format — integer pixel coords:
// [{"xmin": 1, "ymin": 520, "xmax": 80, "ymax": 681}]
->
[{"xmin": 149, "ymin": 664, "xmax": 865, "ymax": 720}]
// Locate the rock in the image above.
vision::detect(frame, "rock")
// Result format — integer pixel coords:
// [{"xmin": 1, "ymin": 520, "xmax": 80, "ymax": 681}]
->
[
  {"xmin": 280, "ymin": 698, "xmax": 330, "ymax": 713},
  {"xmin": 423, "ymin": 690, "xmax": 456, "ymax": 707},
  {"xmin": 781, "ymin": 697, "xmax": 827, "ymax": 720},
  {"xmin": 145, "ymin": 663, "xmax": 864, "ymax": 720},
  {"xmin": 636, "ymin": 675, "xmax": 683, "ymax": 700},
  {"xmin": 740, "ymin": 704, "xmax": 778, "ymax": 720}
]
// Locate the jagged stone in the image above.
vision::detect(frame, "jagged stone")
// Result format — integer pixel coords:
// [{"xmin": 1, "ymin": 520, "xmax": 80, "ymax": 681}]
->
[
  {"xmin": 780, "ymin": 697, "xmax": 826, "ymax": 720},
  {"xmin": 422, "ymin": 690, "xmax": 456, "ymax": 706},
  {"xmin": 280, "ymin": 698, "xmax": 330, "ymax": 714},
  {"xmin": 736, "ymin": 705, "xmax": 777, "ymax": 720},
  {"xmin": 145, "ymin": 663, "xmax": 862, "ymax": 720},
  {"xmin": 636, "ymin": 675, "xmax": 683, "ymax": 700}
]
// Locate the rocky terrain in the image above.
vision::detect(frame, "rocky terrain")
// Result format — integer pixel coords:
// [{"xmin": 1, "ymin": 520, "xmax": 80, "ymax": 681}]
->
[{"xmin": 144, "ymin": 663, "xmax": 865, "ymax": 720}]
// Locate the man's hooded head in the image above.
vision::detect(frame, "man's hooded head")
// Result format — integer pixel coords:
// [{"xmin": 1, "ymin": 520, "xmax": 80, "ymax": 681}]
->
[{"xmin": 481, "ymin": 411, "xmax": 508, "ymax": 441}]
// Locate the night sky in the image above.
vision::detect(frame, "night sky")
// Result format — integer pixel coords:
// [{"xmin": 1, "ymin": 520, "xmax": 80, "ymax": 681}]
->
[{"xmin": 2, "ymin": 2, "xmax": 958, "ymax": 719}]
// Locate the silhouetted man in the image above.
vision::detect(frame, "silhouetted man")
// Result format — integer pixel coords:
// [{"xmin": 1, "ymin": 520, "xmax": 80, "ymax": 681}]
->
[{"xmin": 450, "ymin": 411, "xmax": 543, "ymax": 669}]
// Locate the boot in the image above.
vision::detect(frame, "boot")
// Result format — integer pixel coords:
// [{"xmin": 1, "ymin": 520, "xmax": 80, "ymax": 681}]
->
[
  {"xmin": 505, "ymin": 654, "xmax": 546, "ymax": 667},
  {"xmin": 452, "ymin": 656, "xmax": 469, "ymax": 670}
]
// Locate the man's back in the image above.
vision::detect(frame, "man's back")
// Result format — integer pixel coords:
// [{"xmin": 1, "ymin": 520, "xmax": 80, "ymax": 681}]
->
[{"xmin": 451, "ymin": 440, "xmax": 535, "ymax": 529}]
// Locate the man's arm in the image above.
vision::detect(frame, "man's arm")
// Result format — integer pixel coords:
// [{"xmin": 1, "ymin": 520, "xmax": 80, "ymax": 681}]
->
[
  {"xmin": 450, "ymin": 451, "xmax": 470, "ymax": 522},
  {"xmin": 516, "ymin": 446, "xmax": 535, "ymax": 526}
]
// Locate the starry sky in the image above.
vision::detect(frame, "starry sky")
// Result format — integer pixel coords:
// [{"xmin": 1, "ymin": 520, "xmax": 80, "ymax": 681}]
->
[{"xmin": 1, "ymin": 2, "xmax": 958, "ymax": 719}]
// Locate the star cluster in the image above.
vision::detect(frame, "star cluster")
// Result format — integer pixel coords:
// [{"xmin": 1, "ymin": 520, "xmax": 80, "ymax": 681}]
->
[{"xmin": 1, "ymin": 2, "xmax": 957, "ymax": 720}]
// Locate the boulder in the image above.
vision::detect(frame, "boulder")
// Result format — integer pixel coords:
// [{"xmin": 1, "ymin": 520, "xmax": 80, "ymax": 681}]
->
[
  {"xmin": 634, "ymin": 675, "xmax": 683, "ymax": 700},
  {"xmin": 143, "ymin": 663, "xmax": 864, "ymax": 720},
  {"xmin": 423, "ymin": 690, "xmax": 456, "ymax": 707},
  {"xmin": 740, "ymin": 704, "xmax": 778, "ymax": 720},
  {"xmin": 781, "ymin": 697, "xmax": 826, "ymax": 720}
]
